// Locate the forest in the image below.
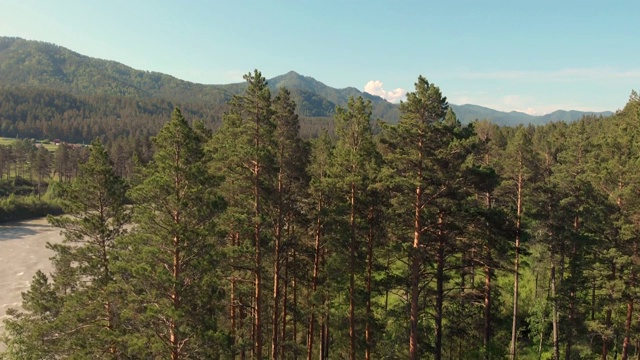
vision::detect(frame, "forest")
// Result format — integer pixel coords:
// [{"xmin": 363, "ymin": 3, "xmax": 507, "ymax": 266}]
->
[{"xmin": 1, "ymin": 70, "xmax": 640, "ymax": 360}]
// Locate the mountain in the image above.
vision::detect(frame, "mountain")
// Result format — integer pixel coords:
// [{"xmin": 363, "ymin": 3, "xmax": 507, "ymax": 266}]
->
[
  {"xmin": 450, "ymin": 104, "xmax": 613, "ymax": 126},
  {"xmin": 0, "ymin": 37, "xmax": 237, "ymax": 104},
  {"xmin": 0, "ymin": 37, "xmax": 398, "ymax": 121},
  {"xmin": 0, "ymin": 37, "xmax": 612, "ymax": 128},
  {"xmin": 268, "ymin": 71, "xmax": 399, "ymax": 120}
]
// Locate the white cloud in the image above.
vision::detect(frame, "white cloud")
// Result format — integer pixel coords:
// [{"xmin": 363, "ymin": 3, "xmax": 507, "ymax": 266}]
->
[
  {"xmin": 363, "ymin": 80, "xmax": 406, "ymax": 103},
  {"xmin": 517, "ymin": 108, "xmax": 538, "ymax": 115}
]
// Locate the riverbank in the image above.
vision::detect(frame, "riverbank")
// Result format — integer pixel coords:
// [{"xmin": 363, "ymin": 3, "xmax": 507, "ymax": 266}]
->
[{"xmin": 0, "ymin": 218, "xmax": 62, "ymax": 335}]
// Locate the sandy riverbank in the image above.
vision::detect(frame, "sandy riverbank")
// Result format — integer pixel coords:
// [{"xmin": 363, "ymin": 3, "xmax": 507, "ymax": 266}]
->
[{"xmin": 0, "ymin": 218, "xmax": 63, "ymax": 333}]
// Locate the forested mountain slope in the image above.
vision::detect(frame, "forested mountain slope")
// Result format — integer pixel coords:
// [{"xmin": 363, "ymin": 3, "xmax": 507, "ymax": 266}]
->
[{"xmin": 0, "ymin": 37, "xmax": 612, "ymax": 128}]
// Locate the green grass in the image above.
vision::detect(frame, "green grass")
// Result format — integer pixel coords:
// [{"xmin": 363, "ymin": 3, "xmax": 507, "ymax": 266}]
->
[{"xmin": 0, "ymin": 137, "xmax": 59, "ymax": 152}]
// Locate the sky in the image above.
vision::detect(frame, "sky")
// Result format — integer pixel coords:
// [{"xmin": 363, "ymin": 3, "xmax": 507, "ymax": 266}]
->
[{"xmin": 1, "ymin": 0, "xmax": 638, "ymax": 115}]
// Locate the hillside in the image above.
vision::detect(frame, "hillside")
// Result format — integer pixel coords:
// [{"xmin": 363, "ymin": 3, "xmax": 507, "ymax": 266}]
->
[
  {"xmin": 0, "ymin": 37, "xmax": 397, "ymax": 121},
  {"xmin": 0, "ymin": 37, "xmax": 612, "ymax": 128},
  {"xmin": 450, "ymin": 104, "xmax": 613, "ymax": 125}
]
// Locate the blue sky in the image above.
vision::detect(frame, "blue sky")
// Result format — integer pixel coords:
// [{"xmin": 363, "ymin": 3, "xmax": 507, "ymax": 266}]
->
[{"xmin": 1, "ymin": 0, "xmax": 638, "ymax": 114}]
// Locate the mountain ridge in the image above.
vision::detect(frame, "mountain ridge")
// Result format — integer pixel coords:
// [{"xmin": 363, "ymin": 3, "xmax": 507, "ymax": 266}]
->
[{"xmin": 0, "ymin": 37, "xmax": 613, "ymax": 125}]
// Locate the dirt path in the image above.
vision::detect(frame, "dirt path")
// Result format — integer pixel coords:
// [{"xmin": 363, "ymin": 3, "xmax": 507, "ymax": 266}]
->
[{"xmin": 0, "ymin": 218, "xmax": 63, "ymax": 332}]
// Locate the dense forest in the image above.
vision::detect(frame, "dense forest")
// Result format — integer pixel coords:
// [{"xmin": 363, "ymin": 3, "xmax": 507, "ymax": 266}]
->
[{"xmin": 1, "ymin": 69, "xmax": 639, "ymax": 360}]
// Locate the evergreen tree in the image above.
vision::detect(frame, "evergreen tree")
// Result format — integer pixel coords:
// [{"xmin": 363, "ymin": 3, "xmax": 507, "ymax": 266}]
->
[
  {"xmin": 305, "ymin": 131, "xmax": 334, "ymax": 360},
  {"xmin": 2, "ymin": 139, "xmax": 128, "ymax": 358},
  {"xmin": 270, "ymin": 87, "xmax": 307, "ymax": 359},
  {"xmin": 209, "ymin": 70, "xmax": 275, "ymax": 359},
  {"xmin": 381, "ymin": 76, "xmax": 474, "ymax": 360},
  {"xmin": 327, "ymin": 96, "xmax": 378, "ymax": 360},
  {"xmin": 121, "ymin": 108, "xmax": 225, "ymax": 359},
  {"xmin": 31, "ymin": 146, "xmax": 52, "ymax": 199}
]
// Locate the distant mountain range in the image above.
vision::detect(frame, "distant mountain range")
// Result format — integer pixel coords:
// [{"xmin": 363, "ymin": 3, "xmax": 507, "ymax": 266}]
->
[
  {"xmin": 451, "ymin": 104, "xmax": 613, "ymax": 126},
  {"xmin": 0, "ymin": 37, "xmax": 613, "ymax": 126}
]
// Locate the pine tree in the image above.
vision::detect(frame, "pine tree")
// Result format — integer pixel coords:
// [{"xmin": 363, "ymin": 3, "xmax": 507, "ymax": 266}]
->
[
  {"xmin": 2, "ymin": 139, "xmax": 129, "ymax": 358},
  {"xmin": 208, "ymin": 70, "xmax": 275, "ymax": 359},
  {"xmin": 305, "ymin": 131, "xmax": 334, "ymax": 360},
  {"xmin": 380, "ymin": 75, "xmax": 447, "ymax": 360},
  {"xmin": 328, "ymin": 96, "xmax": 378, "ymax": 360},
  {"xmin": 497, "ymin": 126, "xmax": 538, "ymax": 360},
  {"xmin": 31, "ymin": 146, "xmax": 52, "ymax": 199},
  {"xmin": 270, "ymin": 87, "xmax": 307, "ymax": 359},
  {"xmin": 121, "ymin": 108, "xmax": 225, "ymax": 359}
]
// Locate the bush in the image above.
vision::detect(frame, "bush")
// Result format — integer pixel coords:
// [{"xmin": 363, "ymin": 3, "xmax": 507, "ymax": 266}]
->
[{"xmin": 0, "ymin": 194, "xmax": 63, "ymax": 223}]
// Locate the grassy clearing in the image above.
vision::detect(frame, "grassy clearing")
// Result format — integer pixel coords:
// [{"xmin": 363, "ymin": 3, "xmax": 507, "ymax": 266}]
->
[{"xmin": 0, "ymin": 137, "xmax": 59, "ymax": 152}]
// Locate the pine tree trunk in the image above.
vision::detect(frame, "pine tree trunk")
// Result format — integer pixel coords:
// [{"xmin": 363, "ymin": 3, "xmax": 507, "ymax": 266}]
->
[
  {"xmin": 171, "ymin": 234, "xmax": 181, "ymax": 360},
  {"xmin": 320, "ymin": 247, "xmax": 330, "ymax": 360},
  {"xmin": 622, "ymin": 300, "xmax": 634, "ymax": 360},
  {"xmin": 484, "ymin": 247, "xmax": 492, "ymax": 359},
  {"xmin": 410, "ymin": 182, "xmax": 422, "ymax": 360},
  {"xmin": 603, "ymin": 255, "xmax": 616, "ymax": 360},
  {"xmin": 272, "ymin": 173, "xmax": 284, "ymax": 360},
  {"xmin": 565, "ymin": 290, "xmax": 574, "ymax": 360},
  {"xmin": 307, "ymin": 213, "xmax": 322, "ymax": 360},
  {"xmin": 591, "ymin": 265, "xmax": 596, "ymax": 321},
  {"xmin": 231, "ymin": 233, "xmax": 239, "ymax": 358},
  {"xmin": 321, "ymin": 307, "xmax": 330, "ymax": 360},
  {"xmin": 293, "ymin": 248, "xmax": 298, "ymax": 359},
  {"xmin": 484, "ymin": 191, "xmax": 492, "ymax": 359},
  {"xmin": 435, "ymin": 213, "xmax": 445, "ymax": 360},
  {"xmin": 510, "ymin": 162, "xmax": 523, "ymax": 360},
  {"xmin": 365, "ymin": 207, "xmax": 374, "ymax": 360},
  {"xmin": 281, "ymin": 253, "xmax": 288, "ymax": 358},
  {"xmin": 255, "ymin": 173, "xmax": 264, "ymax": 357},
  {"xmin": 552, "ymin": 262, "xmax": 559, "ymax": 360},
  {"xmin": 349, "ymin": 182, "xmax": 356, "ymax": 360},
  {"xmin": 170, "ymin": 160, "xmax": 182, "ymax": 360},
  {"xmin": 231, "ymin": 276, "xmax": 237, "ymax": 354},
  {"xmin": 240, "ymin": 293, "xmax": 247, "ymax": 360},
  {"xmin": 622, "ymin": 243, "xmax": 637, "ymax": 360}
]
